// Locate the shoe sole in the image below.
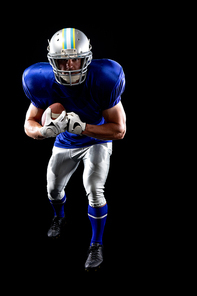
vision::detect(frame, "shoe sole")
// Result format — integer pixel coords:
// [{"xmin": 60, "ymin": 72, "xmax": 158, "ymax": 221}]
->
[
  {"xmin": 48, "ymin": 234, "xmax": 61, "ymax": 239},
  {"xmin": 85, "ymin": 265, "xmax": 102, "ymax": 272}
]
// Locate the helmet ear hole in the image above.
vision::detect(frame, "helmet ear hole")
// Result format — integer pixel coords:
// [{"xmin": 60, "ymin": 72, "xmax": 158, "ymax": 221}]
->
[
  {"xmin": 54, "ymin": 59, "xmax": 59, "ymax": 69},
  {"xmin": 81, "ymin": 58, "xmax": 85, "ymax": 68}
]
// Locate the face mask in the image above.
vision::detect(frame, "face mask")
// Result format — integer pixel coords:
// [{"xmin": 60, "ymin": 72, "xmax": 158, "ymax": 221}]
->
[{"xmin": 60, "ymin": 73, "xmax": 81, "ymax": 84}]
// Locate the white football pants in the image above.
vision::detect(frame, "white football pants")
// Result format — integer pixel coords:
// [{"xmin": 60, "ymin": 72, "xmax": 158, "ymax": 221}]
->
[{"xmin": 47, "ymin": 142, "xmax": 112, "ymax": 207}]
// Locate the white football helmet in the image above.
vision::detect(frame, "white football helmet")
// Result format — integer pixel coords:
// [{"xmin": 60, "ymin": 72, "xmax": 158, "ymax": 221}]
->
[{"xmin": 47, "ymin": 28, "xmax": 92, "ymax": 86}]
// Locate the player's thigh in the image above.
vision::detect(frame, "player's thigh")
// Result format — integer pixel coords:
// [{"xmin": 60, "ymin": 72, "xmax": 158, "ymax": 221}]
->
[
  {"xmin": 82, "ymin": 143, "xmax": 112, "ymax": 190},
  {"xmin": 47, "ymin": 146, "xmax": 80, "ymax": 188}
]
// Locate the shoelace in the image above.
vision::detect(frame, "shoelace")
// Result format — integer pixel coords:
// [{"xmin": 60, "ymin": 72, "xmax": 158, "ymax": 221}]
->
[
  {"xmin": 51, "ymin": 217, "xmax": 60, "ymax": 230},
  {"xmin": 88, "ymin": 246, "xmax": 101, "ymax": 260}
]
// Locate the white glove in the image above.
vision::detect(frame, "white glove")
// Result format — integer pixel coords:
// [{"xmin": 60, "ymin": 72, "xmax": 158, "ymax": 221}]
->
[
  {"xmin": 67, "ymin": 112, "xmax": 86, "ymax": 135},
  {"xmin": 40, "ymin": 108, "xmax": 68, "ymax": 138}
]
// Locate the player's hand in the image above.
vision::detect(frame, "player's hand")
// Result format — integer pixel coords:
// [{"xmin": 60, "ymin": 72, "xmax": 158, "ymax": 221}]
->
[
  {"xmin": 40, "ymin": 108, "xmax": 68, "ymax": 138},
  {"xmin": 67, "ymin": 112, "xmax": 86, "ymax": 135}
]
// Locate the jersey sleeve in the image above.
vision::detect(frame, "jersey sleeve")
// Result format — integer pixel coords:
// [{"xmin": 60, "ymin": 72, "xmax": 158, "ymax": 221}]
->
[
  {"xmin": 97, "ymin": 60, "xmax": 126, "ymax": 111},
  {"xmin": 22, "ymin": 63, "xmax": 51, "ymax": 109},
  {"xmin": 104, "ymin": 68, "xmax": 125, "ymax": 110}
]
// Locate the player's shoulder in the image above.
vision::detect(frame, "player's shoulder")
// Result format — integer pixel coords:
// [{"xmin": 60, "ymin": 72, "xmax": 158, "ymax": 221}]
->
[
  {"xmin": 22, "ymin": 62, "xmax": 54, "ymax": 94},
  {"xmin": 88, "ymin": 59, "xmax": 124, "ymax": 83},
  {"xmin": 87, "ymin": 59, "xmax": 125, "ymax": 100},
  {"xmin": 89, "ymin": 59, "xmax": 123, "ymax": 73}
]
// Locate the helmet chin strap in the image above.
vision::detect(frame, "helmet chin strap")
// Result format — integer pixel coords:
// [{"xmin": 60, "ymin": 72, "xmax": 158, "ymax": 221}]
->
[{"xmin": 60, "ymin": 73, "xmax": 81, "ymax": 84}]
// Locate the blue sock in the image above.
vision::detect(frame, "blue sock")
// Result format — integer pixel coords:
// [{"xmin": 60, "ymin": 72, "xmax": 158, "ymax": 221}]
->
[
  {"xmin": 49, "ymin": 195, "xmax": 66, "ymax": 218},
  {"xmin": 88, "ymin": 204, "xmax": 108, "ymax": 245}
]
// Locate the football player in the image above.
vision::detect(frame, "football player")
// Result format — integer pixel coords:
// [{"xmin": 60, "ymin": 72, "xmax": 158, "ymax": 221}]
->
[{"xmin": 23, "ymin": 28, "xmax": 126, "ymax": 271}]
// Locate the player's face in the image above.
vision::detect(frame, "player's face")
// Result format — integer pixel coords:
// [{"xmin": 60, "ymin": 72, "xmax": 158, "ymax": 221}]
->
[
  {"xmin": 57, "ymin": 59, "xmax": 82, "ymax": 72},
  {"xmin": 56, "ymin": 58, "xmax": 82, "ymax": 85}
]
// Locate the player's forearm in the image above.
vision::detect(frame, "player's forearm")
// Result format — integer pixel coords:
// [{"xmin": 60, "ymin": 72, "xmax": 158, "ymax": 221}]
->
[
  {"xmin": 24, "ymin": 120, "xmax": 45, "ymax": 140},
  {"xmin": 82, "ymin": 123, "xmax": 126, "ymax": 140}
]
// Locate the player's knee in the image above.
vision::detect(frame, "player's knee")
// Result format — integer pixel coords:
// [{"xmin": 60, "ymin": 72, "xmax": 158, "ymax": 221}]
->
[
  {"xmin": 48, "ymin": 188, "xmax": 64, "ymax": 201},
  {"xmin": 87, "ymin": 187, "xmax": 106, "ymax": 207}
]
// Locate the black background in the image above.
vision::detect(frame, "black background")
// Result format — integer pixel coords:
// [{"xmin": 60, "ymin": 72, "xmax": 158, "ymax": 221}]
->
[{"xmin": 5, "ymin": 8, "xmax": 162, "ymax": 285}]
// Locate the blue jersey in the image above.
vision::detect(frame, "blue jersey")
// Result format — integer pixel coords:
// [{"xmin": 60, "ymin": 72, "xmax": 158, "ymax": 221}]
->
[{"xmin": 22, "ymin": 59, "xmax": 125, "ymax": 148}]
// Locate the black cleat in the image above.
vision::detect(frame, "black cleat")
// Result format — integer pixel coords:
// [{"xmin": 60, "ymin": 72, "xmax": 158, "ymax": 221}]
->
[
  {"xmin": 47, "ymin": 216, "xmax": 66, "ymax": 239},
  {"xmin": 85, "ymin": 243, "xmax": 103, "ymax": 272}
]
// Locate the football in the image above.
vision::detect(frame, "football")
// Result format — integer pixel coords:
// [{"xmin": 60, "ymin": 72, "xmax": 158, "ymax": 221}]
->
[{"xmin": 41, "ymin": 103, "xmax": 65, "ymax": 126}]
